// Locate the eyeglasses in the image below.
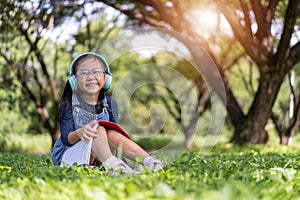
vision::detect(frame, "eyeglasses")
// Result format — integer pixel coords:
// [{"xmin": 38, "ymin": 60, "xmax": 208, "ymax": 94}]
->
[{"xmin": 76, "ymin": 68, "xmax": 105, "ymax": 79}]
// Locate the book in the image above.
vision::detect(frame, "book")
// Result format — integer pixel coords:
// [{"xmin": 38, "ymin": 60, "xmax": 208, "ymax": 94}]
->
[
  {"xmin": 60, "ymin": 122, "xmax": 131, "ymax": 167},
  {"xmin": 60, "ymin": 124, "xmax": 98, "ymax": 167},
  {"xmin": 98, "ymin": 120, "xmax": 131, "ymax": 139}
]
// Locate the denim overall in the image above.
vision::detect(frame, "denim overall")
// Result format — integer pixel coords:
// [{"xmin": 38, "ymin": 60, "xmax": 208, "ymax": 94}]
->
[
  {"xmin": 51, "ymin": 94, "xmax": 110, "ymax": 165},
  {"xmin": 72, "ymin": 93, "xmax": 110, "ymax": 128}
]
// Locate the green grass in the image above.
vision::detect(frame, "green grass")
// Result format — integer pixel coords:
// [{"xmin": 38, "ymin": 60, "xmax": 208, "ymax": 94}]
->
[
  {"xmin": 1, "ymin": 143, "xmax": 300, "ymax": 200},
  {"xmin": 0, "ymin": 133, "xmax": 52, "ymax": 154},
  {"xmin": 1, "ymin": 128, "xmax": 300, "ymax": 199}
]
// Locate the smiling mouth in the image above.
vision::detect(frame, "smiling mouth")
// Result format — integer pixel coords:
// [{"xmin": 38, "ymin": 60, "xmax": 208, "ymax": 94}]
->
[{"xmin": 86, "ymin": 83, "xmax": 99, "ymax": 87}]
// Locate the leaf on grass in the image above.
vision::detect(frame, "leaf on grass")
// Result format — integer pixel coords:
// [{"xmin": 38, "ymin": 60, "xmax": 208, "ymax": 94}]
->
[{"xmin": 270, "ymin": 167, "xmax": 297, "ymax": 182}]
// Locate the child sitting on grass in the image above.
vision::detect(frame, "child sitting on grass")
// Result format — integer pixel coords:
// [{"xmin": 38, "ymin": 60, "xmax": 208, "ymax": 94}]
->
[{"xmin": 51, "ymin": 52, "xmax": 163, "ymax": 175}]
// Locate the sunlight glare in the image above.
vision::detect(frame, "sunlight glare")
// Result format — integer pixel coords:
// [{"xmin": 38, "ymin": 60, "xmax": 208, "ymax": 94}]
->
[{"xmin": 190, "ymin": 9, "xmax": 232, "ymax": 38}]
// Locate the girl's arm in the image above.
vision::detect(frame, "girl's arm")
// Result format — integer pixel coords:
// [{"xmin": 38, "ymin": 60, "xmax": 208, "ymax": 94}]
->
[
  {"xmin": 67, "ymin": 130, "xmax": 81, "ymax": 145},
  {"xmin": 60, "ymin": 102, "xmax": 98, "ymax": 145},
  {"xmin": 60, "ymin": 103, "xmax": 77, "ymax": 146}
]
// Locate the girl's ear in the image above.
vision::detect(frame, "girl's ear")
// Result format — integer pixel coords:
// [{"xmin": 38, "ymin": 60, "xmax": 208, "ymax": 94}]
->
[
  {"xmin": 104, "ymin": 73, "xmax": 112, "ymax": 90},
  {"xmin": 68, "ymin": 75, "xmax": 77, "ymax": 91}
]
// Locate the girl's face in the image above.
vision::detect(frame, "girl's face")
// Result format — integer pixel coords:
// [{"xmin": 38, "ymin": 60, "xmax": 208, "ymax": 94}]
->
[{"xmin": 76, "ymin": 57, "xmax": 105, "ymax": 95}]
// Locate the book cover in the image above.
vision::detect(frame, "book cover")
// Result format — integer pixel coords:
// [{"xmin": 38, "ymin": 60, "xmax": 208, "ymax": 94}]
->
[{"xmin": 98, "ymin": 120, "xmax": 131, "ymax": 139}]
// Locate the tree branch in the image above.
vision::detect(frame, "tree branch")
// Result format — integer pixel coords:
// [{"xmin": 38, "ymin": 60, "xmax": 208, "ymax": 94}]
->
[
  {"xmin": 286, "ymin": 93, "xmax": 300, "ymax": 137},
  {"xmin": 239, "ymin": 0, "xmax": 252, "ymax": 36},
  {"xmin": 250, "ymin": 0, "xmax": 268, "ymax": 39},
  {"xmin": 213, "ymin": 0, "xmax": 269, "ymax": 65},
  {"xmin": 275, "ymin": 0, "xmax": 300, "ymax": 70},
  {"xmin": 0, "ymin": 51, "xmax": 40, "ymax": 108},
  {"xmin": 271, "ymin": 111, "xmax": 282, "ymax": 138},
  {"xmin": 266, "ymin": 0, "xmax": 279, "ymax": 24},
  {"xmin": 100, "ymin": 0, "xmax": 168, "ymax": 28},
  {"xmin": 286, "ymin": 42, "xmax": 300, "ymax": 71}
]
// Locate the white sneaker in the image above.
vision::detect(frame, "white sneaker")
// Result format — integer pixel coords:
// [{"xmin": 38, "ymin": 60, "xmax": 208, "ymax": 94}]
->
[
  {"xmin": 143, "ymin": 157, "xmax": 164, "ymax": 172},
  {"xmin": 106, "ymin": 158, "xmax": 140, "ymax": 176}
]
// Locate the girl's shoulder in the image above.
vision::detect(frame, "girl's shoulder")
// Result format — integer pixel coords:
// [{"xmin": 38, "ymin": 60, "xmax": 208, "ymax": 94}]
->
[
  {"xmin": 59, "ymin": 98, "xmax": 72, "ymax": 117},
  {"xmin": 105, "ymin": 95, "xmax": 119, "ymax": 123},
  {"xmin": 105, "ymin": 96, "xmax": 117, "ymax": 106}
]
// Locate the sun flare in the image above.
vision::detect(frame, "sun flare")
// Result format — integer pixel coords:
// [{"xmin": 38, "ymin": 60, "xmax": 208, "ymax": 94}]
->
[{"xmin": 189, "ymin": 9, "xmax": 231, "ymax": 37}]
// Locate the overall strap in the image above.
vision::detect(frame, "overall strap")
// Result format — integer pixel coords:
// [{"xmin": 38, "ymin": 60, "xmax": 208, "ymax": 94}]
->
[
  {"xmin": 102, "ymin": 96, "xmax": 108, "ymax": 113},
  {"xmin": 103, "ymin": 96, "xmax": 108, "ymax": 107},
  {"xmin": 71, "ymin": 93, "xmax": 80, "ymax": 107}
]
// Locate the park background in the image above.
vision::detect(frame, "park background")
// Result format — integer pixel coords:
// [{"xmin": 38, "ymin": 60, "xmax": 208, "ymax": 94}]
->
[{"xmin": 0, "ymin": 0, "xmax": 300, "ymax": 199}]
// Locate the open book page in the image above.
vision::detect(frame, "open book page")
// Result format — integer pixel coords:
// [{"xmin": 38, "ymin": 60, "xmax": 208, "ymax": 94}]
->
[
  {"xmin": 60, "ymin": 140, "xmax": 92, "ymax": 167},
  {"xmin": 60, "ymin": 124, "xmax": 97, "ymax": 167},
  {"xmin": 60, "ymin": 122, "xmax": 130, "ymax": 167}
]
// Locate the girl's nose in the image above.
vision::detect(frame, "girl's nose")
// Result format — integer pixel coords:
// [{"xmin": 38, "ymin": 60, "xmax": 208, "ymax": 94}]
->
[{"xmin": 86, "ymin": 73, "xmax": 97, "ymax": 80}]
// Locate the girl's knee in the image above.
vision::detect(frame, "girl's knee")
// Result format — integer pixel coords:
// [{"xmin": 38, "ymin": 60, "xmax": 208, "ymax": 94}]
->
[
  {"xmin": 97, "ymin": 126, "xmax": 108, "ymax": 137},
  {"xmin": 107, "ymin": 130, "xmax": 121, "ymax": 139},
  {"xmin": 107, "ymin": 130, "xmax": 128, "ymax": 144}
]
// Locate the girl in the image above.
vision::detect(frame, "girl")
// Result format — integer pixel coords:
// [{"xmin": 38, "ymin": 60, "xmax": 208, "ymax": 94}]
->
[{"xmin": 51, "ymin": 52, "xmax": 163, "ymax": 175}]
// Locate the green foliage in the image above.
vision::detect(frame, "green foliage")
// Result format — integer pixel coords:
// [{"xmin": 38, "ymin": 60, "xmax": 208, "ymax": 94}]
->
[
  {"xmin": 273, "ymin": 64, "xmax": 300, "ymax": 128},
  {"xmin": 0, "ymin": 0, "xmax": 298, "ymax": 149},
  {"xmin": 0, "ymin": 109, "xmax": 29, "ymax": 150},
  {"xmin": 0, "ymin": 108, "xmax": 52, "ymax": 153},
  {"xmin": 0, "ymin": 82, "xmax": 22, "ymax": 111},
  {"xmin": 0, "ymin": 1, "xmax": 129, "ymax": 141},
  {"xmin": 225, "ymin": 56, "xmax": 260, "ymax": 113},
  {"xmin": 1, "ymin": 145, "xmax": 300, "ymax": 199},
  {"xmin": 132, "ymin": 135, "xmax": 174, "ymax": 150}
]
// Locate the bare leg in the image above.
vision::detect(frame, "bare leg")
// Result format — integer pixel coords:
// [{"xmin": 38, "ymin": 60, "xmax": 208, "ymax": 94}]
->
[
  {"xmin": 90, "ymin": 126, "xmax": 114, "ymax": 163},
  {"xmin": 90, "ymin": 128, "xmax": 163, "ymax": 173},
  {"xmin": 107, "ymin": 130, "xmax": 149, "ymax": 161}
]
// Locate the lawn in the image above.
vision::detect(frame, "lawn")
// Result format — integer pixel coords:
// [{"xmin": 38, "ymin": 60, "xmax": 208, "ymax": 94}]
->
[{"xmin": 1, "ymin": 143, "xmax": 300, "ymax": 200}]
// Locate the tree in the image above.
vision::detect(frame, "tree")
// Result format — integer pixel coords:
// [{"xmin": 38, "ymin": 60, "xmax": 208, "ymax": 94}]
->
[
  {"xmin": 151, "ymin": 53, "xmax": 210, "ymax": 149},
  {"xmin": 0, "ymin": 0, "xmax": 123, "ymax": 146},
  {"xmin": 0, "ymin": 0, "xmax": 64, "ymax": 144},
  {"xmin": 214, "ymin": 0, "xmax": 300, "ymax": 145},
  {"xmin": 271, "ymin": 68, "xmax": 300, "ymax": 145},
  {"xmin": 99, "ymin": 0, "xmax": 300, "ymax": 145}
]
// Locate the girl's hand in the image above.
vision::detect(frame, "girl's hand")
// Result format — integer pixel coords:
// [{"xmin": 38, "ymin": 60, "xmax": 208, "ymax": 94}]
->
[{"xmin": 76, "ymin": 120, "xmax": 98, "ymax": 143}]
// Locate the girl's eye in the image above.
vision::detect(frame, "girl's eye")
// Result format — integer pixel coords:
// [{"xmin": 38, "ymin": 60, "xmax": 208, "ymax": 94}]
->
[
  {"xmin": 76, "ymin": 70, "xmax": 90, "ymax": 78},
  {"xmin": 92, "ymin": 68, "xmax": 103, "ymax": 75},
  {"xmin": 81, "ymin": 70, "xmax": 90, "ymax": 75},
  {"xmin": 76, "ymin": 68, "xmax": 104, "ymax": 79}
]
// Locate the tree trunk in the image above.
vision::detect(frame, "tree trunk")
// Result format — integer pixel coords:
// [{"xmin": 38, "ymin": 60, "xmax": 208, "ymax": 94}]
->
[
  {"xmin": 183, "ymin": 123, "xmax": 197, "ymax": 150},
  {"xmin": 271, "ymin": 94, "xmax": 300, "ymax": 146},
  {"xmin": 280, "ymin": 135, "xmax": 291, "ymax": 146},
  {"xmin": 231, "ymin": 69, "xmax": 285, "ymax": 144},
  {"xmin": 280, "ymin": 122, "xmax": 299, "ymax": 145},
  {"xmin": 101, "ymin": 0, "xmax": 300, "ymax": 146}
]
